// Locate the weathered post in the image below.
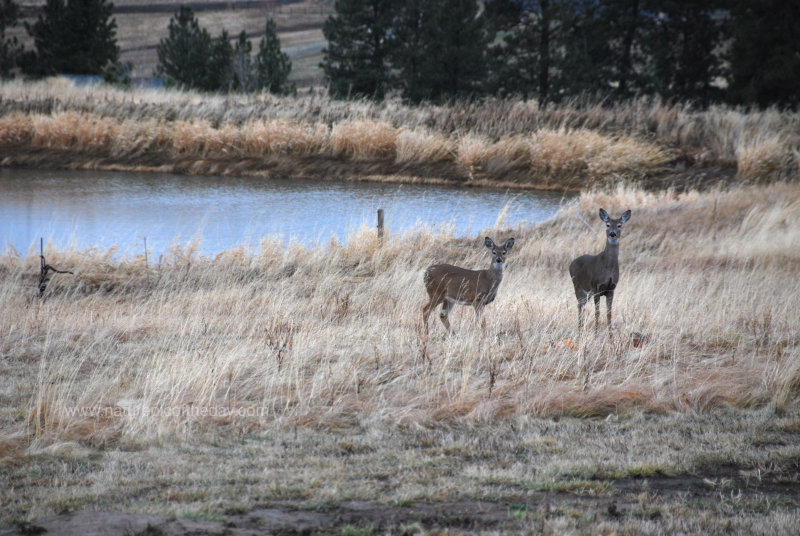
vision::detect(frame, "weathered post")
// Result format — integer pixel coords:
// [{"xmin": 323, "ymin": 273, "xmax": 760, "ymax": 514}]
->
[
  {"xmin": 38, "ymin": 237, "xmax": 73, "ymax": 299},
  {"xmin": 377, "ymin": 208, "xmax": 385, "ymax": 246},
  {"xmin": 143, "ymin": 236, "xmax": 150, "ymax": 286}
]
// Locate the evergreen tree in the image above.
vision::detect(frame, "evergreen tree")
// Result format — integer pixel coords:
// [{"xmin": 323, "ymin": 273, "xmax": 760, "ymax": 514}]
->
[
  {"xmin": 483, "ymin": 0, "xmax": 523, "ymax": 33},
  {"xmin": 488, "ymin": 0, "xmax": 567, "ymax": 103},
  {"xmin": 556, "ymin": 0, "xmax": 613, "ymax": 98},
  {"xmin": 207, "ymin": 29, "xmax": 234, "ymax": 91},
  {"xmin": 156, "ymin": 5, "xmax": 213, "ymax": 90},
  {"xmin": 0, "ymin": 0, "xmax": 22, "ymax": 78},
  {"xmin": 232, "ymin": 30, "xmax": 255, "ymax": 92},
  {"xmin": 392, "ymin": 0, "xmax": 489, "ymax": 102},
  {"xmin": 726, "ymin": 0, "xmax": 800, "ymax": 108},
  {"xmin": 598, "ymin": 0, "xmax": 647, "ymax": 98},
  {"xmin": 389, "ymin": 0, "xmax": 432, "ymax": 102},
  {"xmin": 641, "ymin": 0, "xmax": 724, "ymax": 104},
  {"xmin": 255, "ymin": 18, "xmax": 294, "ymax": 95},
  {"xmin": 321, "ymin": 0, "xmax": 394, "ymax": 99},
  {"xmin": 24, "ymin": 0, "xmax": 119, "ymax": 76}
]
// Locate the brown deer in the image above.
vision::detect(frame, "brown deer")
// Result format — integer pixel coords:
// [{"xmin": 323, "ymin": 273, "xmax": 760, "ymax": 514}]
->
[
  {"xmin": 422, "ymin": 237, "xmax": 515, "ymax": 333},
  {"xmin": 569, "ymin": 208, "xmax": 631, "ymax": 335}
]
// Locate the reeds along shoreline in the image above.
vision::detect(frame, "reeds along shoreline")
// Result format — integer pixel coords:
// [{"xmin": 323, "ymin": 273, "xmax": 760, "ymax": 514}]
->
[
  {"xmin": 1, "ymin": 182, "xmax": 799, "ymax": 447},
  {"xmin": 1, "ymin": 79, "xmax": 799, "ymax": 187}
]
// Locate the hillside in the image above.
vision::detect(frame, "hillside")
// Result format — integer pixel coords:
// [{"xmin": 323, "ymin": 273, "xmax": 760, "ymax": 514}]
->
[{"xmin": 11, "ymin": 0, "xmax": 332, "ymax": 85}]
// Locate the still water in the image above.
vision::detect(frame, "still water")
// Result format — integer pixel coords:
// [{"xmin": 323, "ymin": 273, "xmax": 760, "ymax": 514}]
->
[{"xmin": 1, "ymin": 168, "xmax": 574, "ymax": 257}]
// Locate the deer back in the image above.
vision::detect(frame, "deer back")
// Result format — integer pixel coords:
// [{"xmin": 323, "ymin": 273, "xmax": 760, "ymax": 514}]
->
[{"xmin": 424, "ymin": 264, "xmax": 497, "ymax": 304}]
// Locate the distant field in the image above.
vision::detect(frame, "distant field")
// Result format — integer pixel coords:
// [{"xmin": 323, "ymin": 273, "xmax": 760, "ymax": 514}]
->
[{"xmin": 11, "ymin": 0, "xmax": 331, "ymax": 84}]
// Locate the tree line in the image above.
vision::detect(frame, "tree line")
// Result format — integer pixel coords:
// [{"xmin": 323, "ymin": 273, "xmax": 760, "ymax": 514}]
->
[
  {"xmin": 0, "ymin": 0, "xmax": 294, "ymax": 94},
  {"xmin": 321, "ymin": 0, "xmax": 800, "ymax": 108},
  {"xmin": 1, "ymin": 0, "xmax": 798, "ymax": 108}
]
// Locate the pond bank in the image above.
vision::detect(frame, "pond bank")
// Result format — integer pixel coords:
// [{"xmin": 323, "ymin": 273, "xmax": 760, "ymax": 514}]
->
[
  {"xmin": 1, "ymin": 146, "xmax": 737, "ymax": 193},
  {"xmin": 7, "ymin": 80, "xmax": 792, "ymax": 193}
]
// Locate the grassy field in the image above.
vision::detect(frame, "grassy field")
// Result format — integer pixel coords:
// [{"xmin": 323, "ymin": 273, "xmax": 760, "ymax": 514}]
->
[
  {"xmin": 1, "ymin": 179, "xmax": 799, "ymax": 533},
  {"xmin": 1, "ymin": 80, "xmax": 800, "ymax": 532}
]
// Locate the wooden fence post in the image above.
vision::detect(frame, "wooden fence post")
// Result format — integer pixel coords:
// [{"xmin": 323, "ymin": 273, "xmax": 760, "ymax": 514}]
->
[{"xmin": 377, "ymin": 208, "xmax": 384, "ymax": 246}]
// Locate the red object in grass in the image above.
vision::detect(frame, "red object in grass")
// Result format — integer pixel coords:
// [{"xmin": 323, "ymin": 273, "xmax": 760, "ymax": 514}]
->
[
  {"xmin": 630, "ymin": 332, "xmax": 650, "ymax": 347},
  {"xmin": 557, "ymin": 339, "xmax": 575, "ymax": 349}
]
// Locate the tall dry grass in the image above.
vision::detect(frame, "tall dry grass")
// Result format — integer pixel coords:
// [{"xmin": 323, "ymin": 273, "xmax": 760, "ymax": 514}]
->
[
  {"xmin": 1, "ymin": 183, "xmax": 798, "ymax": 450},
  {"xmin": 2, "ymin": 79, "xmax": 799, "ymax": 185}
]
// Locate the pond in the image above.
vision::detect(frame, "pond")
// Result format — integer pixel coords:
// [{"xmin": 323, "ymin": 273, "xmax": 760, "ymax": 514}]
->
[{"xmin": 0, "ymin": 168, "xmax": 575, "ymax": 257}]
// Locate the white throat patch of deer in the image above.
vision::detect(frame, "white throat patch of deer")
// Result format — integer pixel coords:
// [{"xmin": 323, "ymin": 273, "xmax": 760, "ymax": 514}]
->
[
  {"xmin": 569, "ymin": 208, "xmax": 631, "ymax": 335},
  {"xmin": 422, "ymin": 237, "xmax": 515, "ymax": 334}
]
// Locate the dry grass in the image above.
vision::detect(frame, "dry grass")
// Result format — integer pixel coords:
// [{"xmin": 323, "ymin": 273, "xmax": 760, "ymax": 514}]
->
[
  {"xmin": 2, "ymin": 80, "xmax": 799, "ymax": 188},
  {"xmin": 1, "ymin": 182, "xmax": 798, "ymax": 446},
  {"xmin": 330, "ymin": 120, "xmax": 397, "ymax": 160},
  {"xmin": 2, "ymin": 79, "xmax": 800, "ymax": 531},
  {"xmin": 242, "ymin": 118, "xmax": 328, "ymax": 156},
  {"xmin": 1, "ymin": 182, "xmax": 799, "ymax": 531}
]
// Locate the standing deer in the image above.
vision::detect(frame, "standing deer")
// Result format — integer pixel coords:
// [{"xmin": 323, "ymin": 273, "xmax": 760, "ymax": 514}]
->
[
  {"xmin": 569, "ymin": 208, "xmax": 631, "ymax": 335},
  {"xmin": 422, "ymin": 237, "xmax": 515, "ymax": 333}
]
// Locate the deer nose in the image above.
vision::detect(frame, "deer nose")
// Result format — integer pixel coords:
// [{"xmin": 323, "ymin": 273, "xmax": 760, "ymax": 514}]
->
[{"xmin": 609, "ymin": 230, "xmax": 617, "ymax": 238}]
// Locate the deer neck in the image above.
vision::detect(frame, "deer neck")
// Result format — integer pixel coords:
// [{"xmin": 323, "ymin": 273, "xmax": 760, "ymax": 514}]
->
[
  {"xmin": 599, "ymin": 239, "xmax": 620, "ymax": 267},
  {"xmin": 487, "ymin": 263, "xmax": 504, "ymax": 284}
]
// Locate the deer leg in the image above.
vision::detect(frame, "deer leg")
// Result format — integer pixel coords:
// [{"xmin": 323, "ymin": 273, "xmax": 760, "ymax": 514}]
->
[
  {"xmin": 593, "ymin": 294, "xmax": 601, "ymax": 333},
  {"xmin": 422, "ymin": 299, "xmax": 435, "ymax": 333},
  {"xmin": 439, "ymin": 299, "xmax": 454, "ymax": 333},
  {"xmin": 605, "ymin": 291, "xmax": 614, "ymax": 337},
  {"xmin": 577, "ymin": 293, "xmax": 588, "ymax": 333}
]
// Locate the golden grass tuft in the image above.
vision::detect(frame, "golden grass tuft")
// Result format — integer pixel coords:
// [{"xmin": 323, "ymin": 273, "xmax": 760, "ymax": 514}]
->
[
  {"xmin": 528, "ymin": 128, "xmax": 670, "ymax": 180},
  {"xmin": 0, "ymin": 112, "xmax": 34, "ymax": 146},
  {"xmin": 330, "ymin": 120, "xmax": 397, "ymax": 160},
  {"xmin": 456, "ymin": 134, "xmax": 491, "ymax": 174},
  {"xmin": 394, "ymin": 127, "xmax": 454, "ymax": 163},
  {"xmin": 736, "ymin": 133, "xmax": 797, "ymax": 182},
  {"xmin": 110, "ymin": 118, "xmax": 173, "ymax": 157},
  {"xmin": 241, "ymin": 119, "xmax": 329, "ymax": 156},
  {"xmin": 31, "ymin": 112, "xmax": 117, "ymax": 152}
]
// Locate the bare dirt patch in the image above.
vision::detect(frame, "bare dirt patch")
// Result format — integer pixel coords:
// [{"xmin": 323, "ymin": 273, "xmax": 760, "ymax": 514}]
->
[{"xmin": 10, "ymin": 463, "xmax": 800, "ymax": 535}]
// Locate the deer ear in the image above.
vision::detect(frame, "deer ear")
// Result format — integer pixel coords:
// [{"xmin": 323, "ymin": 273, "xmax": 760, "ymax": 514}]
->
[
  {"xmin": 504, "ymin": 238, "xmax": 515, "ymax": 250},
  {"xmin": 621, "ymin": 210, "xmax": 631, "ymax": 223},
  {"xmin": 484, "ymin": 237, "xmax": 495, "ymax": 249},
  {"xmin": 599, "ymin": 208, "xmax": 609, "ymax": 222}
]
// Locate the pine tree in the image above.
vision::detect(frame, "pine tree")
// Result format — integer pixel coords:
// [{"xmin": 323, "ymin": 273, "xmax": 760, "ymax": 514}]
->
[
  {"xmin": 392, "ymin": 0, "xmax": 488, "ymax": 102},
  {"xmin": 156, "ymin": 5, "xmax": 213, "ymax": 90},
  {"xmin": 389, "ymin": 0, "xmax": 431, "ymax": 102},
  {"xmin": 488, "ymin": 0, "xmax": 567, "ymax": 103},
  {"xmin": 24, "ymin": 0, "xmax": 118, "ymax": 76},
  {"xmin": 641, "ymin": 0, "xmax": 724, "ymax": 104},
  {"xmin": 598, "ymin": 0, "xmax": 647, "ymax": 98},
  {"xmin": 255, "ymin": 18, "xmax": 294, "ymax": 95},
  {"xmin": 232, "ymin": 30, "xmax": 255, "ymax": 92},
  {"xmin": 555, "ymin": 0, "xmax": 613, "ymax": 98},
  {"xmin": 726, "ymin": 0, "xmax": 800, "ymax": 108},
  {"xmin": 321, "ymin": 0, "xmax": 394, "ymax": 99},
  {"xmin": 206, "ymin": 29, "xmax": 234, "ymax": 91},
  {"xmin": 0, "ymin": 0, "xmax": 22, "ymax": 78}
]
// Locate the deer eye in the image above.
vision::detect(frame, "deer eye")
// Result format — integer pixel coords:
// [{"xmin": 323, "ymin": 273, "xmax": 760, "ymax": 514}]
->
[{"xmin": 606, "ymin": 223, "xmax": 610, "ymax": 227}]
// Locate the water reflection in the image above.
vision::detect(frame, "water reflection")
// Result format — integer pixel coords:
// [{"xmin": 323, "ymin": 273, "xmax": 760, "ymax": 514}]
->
[{"xmin": 0, "ymin": 168, "xmax": 573, "ymax": 257}]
